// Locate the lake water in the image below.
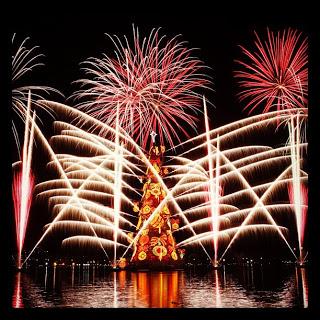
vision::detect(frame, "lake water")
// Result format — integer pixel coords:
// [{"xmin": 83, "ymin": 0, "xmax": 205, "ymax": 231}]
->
[{"xmin": 11, "ymin": 264, "xmax": 308, "ymax": 308}]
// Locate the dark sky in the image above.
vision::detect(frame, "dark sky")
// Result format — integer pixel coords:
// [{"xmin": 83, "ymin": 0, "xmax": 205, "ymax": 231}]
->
[{"xmin": 5, "ymin": 7, "xmax": 317, "ymax": 258}]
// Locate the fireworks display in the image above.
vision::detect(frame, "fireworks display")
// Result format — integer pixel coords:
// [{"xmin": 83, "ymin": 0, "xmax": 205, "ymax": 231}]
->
[
  {"xmin": 73, "ymin": 26, "xmax": 211, "ymax": 150},
  {"xmin": 235, "ymin": 27, "xmax": 308, "ymax": 264},
  {"xmin": 235, "ymin": 28, "xmax": 308, "ymax": 115},
  {"xmin": 11, "ymin": 27, "xmax": 308, "ymax": 271},
  {"xmin": 20, "ymin": 99, "xmax": 307, "ymax": 268}
]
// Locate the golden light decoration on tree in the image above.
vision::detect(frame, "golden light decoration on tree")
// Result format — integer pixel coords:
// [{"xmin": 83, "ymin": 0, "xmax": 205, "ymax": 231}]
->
[
  {"xmin": 162, "ymin": 206, "xmax": 169, "ymax": 215},
  {"xmin": 138, "ymin": 251, "xmax": 147, "ymax": 260},
  {"xmin": 167, "ymin": 234, "xmax": 174, "ymax": 245},
  {"xmin": 118, "ymin": 258, "xmax": 126, "ymax": 269},
  {"xmin": 153, "ymin": 163, "xmax": 160, "ymax": 173},
  {"xmin": 142, "ymin": 205, "xmax": 151, "ymax": 214},
  {"xmin": 127, "ymin": 233, "xmax": 134, "ymax": 244},
  {"xmin": 128, "ymin": 137, "xmax": 184, "ymax": 266},
  {"xmin": 171, "ymin": 218, "xmax": 180, "ymax": 230},
  {"xmin": 172, "ymin": 223, "xmax": 179, "ymax": 230},
  {"xmin": 141, "ymin": 229, "xmax": 149, "ymax": 236},
  {"xmin": 150, "ymin": 214, "xmax": 164, "ymax": 229},
  {"xmin": 139, "ymin": 234, "xmax": 149, "ymax": 245},
  {"xmin": 171, "ymin": 251, "xmax": 178, "ymax": 260},
  {"xmin": 150, "ymin": 182, "xmax": 161, "ymax": 192},
  {"xmin": 150, "ymin": 188, "xmax": 161, "ymax": 197},
  {"xmin": 153, "ymin": 245, "xmax": 167, "ymax": 257},
  {"xmin": 133, "ymin": 202, "xmax": 139, "ymax": 212}
]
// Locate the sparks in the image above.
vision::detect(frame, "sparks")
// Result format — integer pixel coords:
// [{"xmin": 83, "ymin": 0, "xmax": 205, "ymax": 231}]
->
[
  {"xmin": 235, "ymin": 28, "xmax": 308, "ymax": 115},
  {"xmin": 73, "ymin": 26, "xmax": 211, "ymax": 149},
  {"xmin": 11, "ymin": 34, "xmax": 61, "ymax": 158},
  {"xmin": 12, "ymin": 92, "xmax": 36, "ymax": 269},
  {"xmin": 20, "ymin": 99, "xmax": 307, "ymax": 267}
]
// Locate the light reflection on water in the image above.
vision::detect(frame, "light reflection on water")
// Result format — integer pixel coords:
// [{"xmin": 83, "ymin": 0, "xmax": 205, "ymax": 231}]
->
[{"xmin": 11, "ymin": 264, "xmax": 308, "ymax": 308}]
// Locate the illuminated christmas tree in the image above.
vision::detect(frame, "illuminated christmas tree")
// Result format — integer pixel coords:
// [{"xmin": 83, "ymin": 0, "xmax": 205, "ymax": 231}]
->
[{"xmin": 128, "ymin": 132, "xmax": 185, "ymax": 268}]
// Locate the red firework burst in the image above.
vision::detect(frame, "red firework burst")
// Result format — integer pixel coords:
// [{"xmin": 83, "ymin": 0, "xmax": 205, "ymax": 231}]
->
[
  {"xmin": 74, "ymin": 27, "xmax": 211, "ymax": 149},
  {"xmin": 235, "ymin": 28, "xmax": 308, "ymax": 115}
]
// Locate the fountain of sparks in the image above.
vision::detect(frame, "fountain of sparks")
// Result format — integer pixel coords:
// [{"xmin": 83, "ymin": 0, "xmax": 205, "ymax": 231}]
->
[
  {"xmin": 11, "ymin": 34, "xmax": 62, "ymax": 270},
  {"xmin": 288, "ymin": 114, "xmax": 308, "ymax": 266},
  {"xmin": 12, "ymin": 92, "xmax": 36, "ymax": 270},
  {"xmin": 17, "ymin": 26, "xmax": 308, "ymax": 270},
  {"xmin": 167, "ymin": 106, "xmax": 307, "ymax": 263},
  {"xmin": 112, "ymin": 105, "xmax": 124, "ymax": 269},
  {"xmin": 204, "ymin": 97, "xmax": 221, "ymax": 267},
  {"xmin": 17, "ymin": 99, "xmax": 308, "ymax": 271}
]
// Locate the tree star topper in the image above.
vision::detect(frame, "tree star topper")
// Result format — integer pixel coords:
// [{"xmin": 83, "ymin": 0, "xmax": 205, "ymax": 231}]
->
[{"xmin": 150, "ymin": 131, "xmax": 157, "ymax": 143}]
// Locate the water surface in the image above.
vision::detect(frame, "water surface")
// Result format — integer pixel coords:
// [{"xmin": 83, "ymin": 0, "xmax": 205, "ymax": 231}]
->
[{"xmin": 11, "ymin": 264, "xmax": 308, "ymax": 308}]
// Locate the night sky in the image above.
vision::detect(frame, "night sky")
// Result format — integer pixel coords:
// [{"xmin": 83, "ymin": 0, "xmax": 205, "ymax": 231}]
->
[{"xmin": 4, "ymin": 7, "xmax": 318, "ymax": 260}]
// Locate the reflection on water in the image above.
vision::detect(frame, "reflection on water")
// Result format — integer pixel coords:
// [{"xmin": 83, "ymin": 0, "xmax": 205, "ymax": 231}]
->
[
  {"xmin": 11, "ymin": 264, "xmax": 308, "ymax": 308},
  {"xmin": 214, "ymin": 269, "xmax": 221, "ymax": 307},
  {"xmin": 295, "ymin": 267, "xmax": 308, "ymax": 308},
  {"xmin": 12, "ymin": 272, "xmax": 23, "ymax": 308},
  {"xmin": 129, "ymin": 270, "xmax": 180, "ymax": 307}
]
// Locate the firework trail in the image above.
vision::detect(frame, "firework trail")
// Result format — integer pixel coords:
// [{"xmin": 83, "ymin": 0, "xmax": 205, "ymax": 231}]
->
[
  {"xmin": 12, "ymin": 92, "xmax": 36, "ymax": 269},
  {"xmin": 288, "ymin": 114, "xmax": 308, "ymax": 262},
  {"xmin": 113, "ymin": 104, "xmax": 124, "ymax": 267},
  {"xmin": 204, "ymin": 97, "xmax": 220, "ymax": 265},
  {"xmin": 73, "ymin": 26, "xmax": 211, "ymax": 149},
  {"xmin": 12, "ymin": 170, "xmax": 35, "ymax": 269},
  {"xmin": 235, "ymin": 28, "xmax": 308, "ymax": 116},
  {"xmin": 288, "ymin": 182, "xmax": 308, "ymax": 257},
  {"xmin": 12, "ymin": 34, "xmax": 61, "ymax": 157}
]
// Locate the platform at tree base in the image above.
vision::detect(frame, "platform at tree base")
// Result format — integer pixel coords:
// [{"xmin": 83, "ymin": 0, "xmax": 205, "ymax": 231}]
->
[{"xmin": 125, "ymin": 260, "xmax": 185, "ymax": 271}]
